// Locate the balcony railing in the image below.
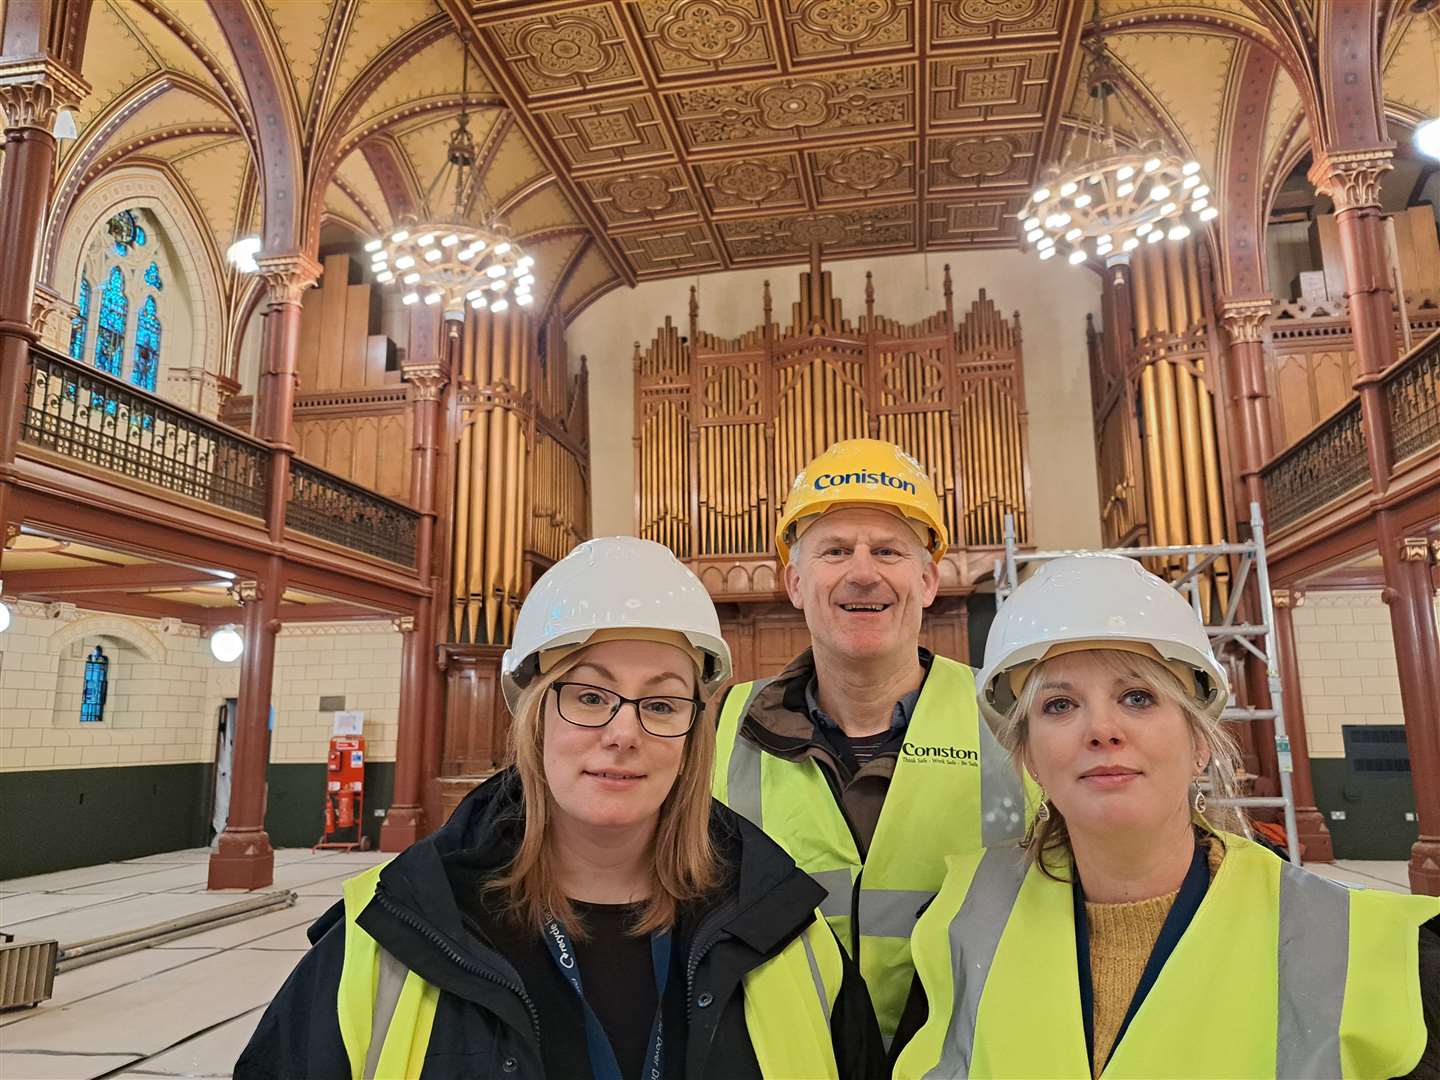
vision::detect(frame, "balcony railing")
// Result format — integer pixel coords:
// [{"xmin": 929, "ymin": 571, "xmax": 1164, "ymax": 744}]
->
[
  {"xmin": 288, "ymin": 459, "xmax": 418, "ymax": 567},
  {"xmin": 1384, "ymin": 329, "xmax": 1440, "ymax": 465},
  {"xmin": 1260, "ymin": 397, "xmax": 1370, "ymax": 533},
  {"xmin": 21, "ymin": 347, "xmax": 271, "ymax": 518}
]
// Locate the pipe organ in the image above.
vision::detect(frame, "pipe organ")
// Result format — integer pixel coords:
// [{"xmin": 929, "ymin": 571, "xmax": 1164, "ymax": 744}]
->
[
  {"xmin": 634, "ymin": 251, "xmax": 1032, "ymax": 601},
  {"xmin": 450, "ymin": 309, "xmax": 589, "ymax": 646}
]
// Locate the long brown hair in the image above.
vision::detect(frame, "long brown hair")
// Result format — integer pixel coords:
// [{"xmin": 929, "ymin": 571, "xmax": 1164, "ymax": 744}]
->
[
  {"xmin": 486, "ymin": 649, "xmax": 722, "ymax": 937},
  {"xmin": 997, "ymin": 648, "xmax": 1250, "ymax": 879}
]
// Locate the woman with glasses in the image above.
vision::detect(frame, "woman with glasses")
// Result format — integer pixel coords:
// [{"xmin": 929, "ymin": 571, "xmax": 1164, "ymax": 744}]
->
[{"xmin": 238, "ymin": 536, "xmax": 882, "ymax": 1080}]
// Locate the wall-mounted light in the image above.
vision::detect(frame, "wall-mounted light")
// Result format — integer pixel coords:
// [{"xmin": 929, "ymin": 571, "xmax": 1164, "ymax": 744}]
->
[
  {"xmin": 226, "ymin": 236, "xmax": 262, "ymax": 274},
  {"xmin": 0, "ymin": 601, "xmax": 10, "ymax": 634},
  {"xmin": 210, "ymin": 625, "xmax": 243, "ymax": 662}
]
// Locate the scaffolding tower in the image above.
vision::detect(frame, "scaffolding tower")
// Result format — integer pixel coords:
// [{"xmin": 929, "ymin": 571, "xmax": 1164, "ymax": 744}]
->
[{"xmin": 995, "ymin": 501, "xmax": 1302, "ymax": 864}]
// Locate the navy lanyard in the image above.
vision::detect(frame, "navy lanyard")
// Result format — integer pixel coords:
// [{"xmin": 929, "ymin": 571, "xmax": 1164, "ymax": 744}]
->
[
  {"xmin": 541, "ymin": 915, "xmax": 672, "ymax": 1080},
  {"xmin": 1073, "ymin": 835, "xmax": 1210, "ymax": 1071}
]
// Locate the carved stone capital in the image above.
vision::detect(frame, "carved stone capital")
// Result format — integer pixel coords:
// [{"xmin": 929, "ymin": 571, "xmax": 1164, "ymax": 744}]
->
[
  {"xmin": 1401, "ymin": 537, "xmax": 1433, "ymax": 563},
  {"xmin": 0, "ymin": 59, "xmax": 88, "ymax": 130},
  {"xmin": 30, "ymin": 282, "xmax": 72, "ymax": 332},
  {"xmin": 402, "ymin": 363, "xmax": 447, "ymax": 402},
  {"xmin": 255, "ymin": 252, "xmax": 322, "ymax": 305},
  {"xmin": 4, "ymin": 524, "xmax": 19, "ymax": 548},
  {"xmin": 1307, "ymin": 147, "xmax": 1394, "ymax": 213},
  {"xmin": 393, "ymin": 615, "xmax": 417, "ymax": 633},
  {"xmin": 233, "ymin": 579, "xmax": 262, "ymax": 605},
  {"xmin": 1219, "ymin": 298, "xmax": 1273, "ymax": 345}
]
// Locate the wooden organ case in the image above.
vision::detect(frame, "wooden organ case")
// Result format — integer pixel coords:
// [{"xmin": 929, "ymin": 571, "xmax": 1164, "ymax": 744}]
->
[{"xmin": 635, "ymin": 251, "xmax": 1033, "ymax": 681}]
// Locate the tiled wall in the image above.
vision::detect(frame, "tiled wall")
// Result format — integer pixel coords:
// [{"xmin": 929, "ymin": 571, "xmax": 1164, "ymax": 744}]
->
[
  {"xmin": 1291, "ymin": 589, "xmax": 1406, "ymax": 759},
  {"xmin": 0, "ymin": 603, "xmax": 401, "ymax": 772}
]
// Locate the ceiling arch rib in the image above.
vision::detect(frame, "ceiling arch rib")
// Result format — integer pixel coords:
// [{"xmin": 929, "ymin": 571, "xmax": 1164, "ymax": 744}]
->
[
  {"xmin": 210, "ymin": 0, "xmax": 304, "ymax": 253},
  {"xmin": 1214, "ymin": 41, "xmax": 1280, "ymax": 298},
  {"xmin": 360, "ymin": 135, "xmax": 421, "ymax": 222}
]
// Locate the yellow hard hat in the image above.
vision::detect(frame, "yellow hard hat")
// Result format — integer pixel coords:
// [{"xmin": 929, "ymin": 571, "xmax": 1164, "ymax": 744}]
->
[{"xmin": 775, "ymin": 439, "xmax": 949, "ymax": 565}]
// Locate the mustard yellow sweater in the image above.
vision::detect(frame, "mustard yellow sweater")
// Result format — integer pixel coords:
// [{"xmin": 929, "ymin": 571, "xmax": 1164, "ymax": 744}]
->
[{"xmin": 1085, "ymin": 838, "xmax": 1225, "ymax": 1075}]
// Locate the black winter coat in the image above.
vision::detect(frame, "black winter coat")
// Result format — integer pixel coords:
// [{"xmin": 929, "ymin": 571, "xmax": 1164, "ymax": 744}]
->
[{"xmin": 236, "ymin": 769, "xmax": 884, "ymax": 1080}]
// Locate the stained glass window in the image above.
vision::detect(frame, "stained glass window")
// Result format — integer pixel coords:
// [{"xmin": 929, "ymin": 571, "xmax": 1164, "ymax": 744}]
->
[
  {"xmin": 81, "ymin": 645, "xmax": 109, "ymax": 723},
  {"xmin": 94, "ymin": 266, "xmax": 127, "ymax": 377},
  {"xmin": 106, "ymin": 210, "xmax": 140, "ymax": 256},
  {"xmin": 144, "ymin": 261, "xmax": 162, "ymax": 290},
  {"xmin": 69, "ymin": 276, "xmax": 91, "ymax": 360},
  {"xmin": 134, "ymin": 296, "xmax": 160, "ymax": 392}
]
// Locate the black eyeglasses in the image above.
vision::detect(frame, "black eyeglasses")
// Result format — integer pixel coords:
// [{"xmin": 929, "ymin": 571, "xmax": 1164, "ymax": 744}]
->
[{"xmin": 550, "ymin": 682, "xmax": 700, "ymax": 738}]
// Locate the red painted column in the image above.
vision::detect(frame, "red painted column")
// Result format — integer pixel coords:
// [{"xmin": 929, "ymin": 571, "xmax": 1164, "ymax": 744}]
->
[
  {"xmin": 1271, "ymin": 588, "xmax": 1334, "ymax": 862},
  {"xmin": 381, "ymin": 337, "xmax": 449, "ymax": 850},
  {"xmin": 1310, "ymin": 148, "xmax": 1440, "ymax": 893},
  {"xmin": 208, "ymin": 572, "xmax": 281, "ymax": 889},
  {"xmin": 1218, "ymin": 299, "xmax": 1274, "ymax": 511}
]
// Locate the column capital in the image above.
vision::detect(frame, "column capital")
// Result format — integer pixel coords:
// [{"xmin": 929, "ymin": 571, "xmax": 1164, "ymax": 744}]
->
[
  {"xmin": 1272, "ymin": 588, "xmax": 1305, "ymax": 608},
  {"xmin": 255, "ymin": 252, "xmax": 322, "ymax": 304},
  {"xmin": 393, "ymin": 615, "xmax": 418, "ymax": 633},
  {"xmin": 1219, "ymin": 297, "xmax": 1273, "ymax": 344},
  {"xmin": 232, "ymin": 579, "xmax": 262, "ymax": 605},
  {"xmin": 402, "ymin": 362, "xmax": 448, "ymax": 402},
  {"xmin": 1307, "ymin": 147, "xmax": 1394, "ymax": 213},
  {"xmin": 0, "ymin": 59, "xmax": 89, "ymax": 130},
  {"xmin": 1401, "ymin": 537, "xmax": 1435, "ymax": 564}
]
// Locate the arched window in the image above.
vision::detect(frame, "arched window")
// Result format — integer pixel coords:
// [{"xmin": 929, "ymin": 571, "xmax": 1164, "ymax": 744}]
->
[
  {"xmin": 81, "ymin": 645, "xmax": 109, "ymax": 723},
  {"xmin": 95, "ymin": 265, "xmax": 127, "ymax": 377},
  {"xmin": 134, "ymin": 296, "xmax": 161, "ymax": 392},
  {"xmin": 69, "ymin": 276, "xmax": 91, "ymax": 361},
  {"xmin": 144, "ymin": 261, "xmax": 162, "ymax": 290}
]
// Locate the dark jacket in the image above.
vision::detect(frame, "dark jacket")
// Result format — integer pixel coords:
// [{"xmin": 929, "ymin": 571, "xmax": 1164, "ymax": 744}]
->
[{"xmin": 236, "ymin": 769, "xmax": 884, "ymax": 1080}]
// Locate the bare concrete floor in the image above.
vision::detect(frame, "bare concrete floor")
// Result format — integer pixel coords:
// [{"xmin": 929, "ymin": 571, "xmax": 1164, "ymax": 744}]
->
[{"xmin": 0, "ymin": 849, "xmax": 1415, "ymax": 1078}]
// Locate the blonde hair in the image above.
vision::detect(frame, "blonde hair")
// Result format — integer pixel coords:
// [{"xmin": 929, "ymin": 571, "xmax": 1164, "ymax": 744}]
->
[
  {"xmin": 487, "ymin": 649, "xmax": 723, "ymax": 937},
  {"xmin": 997, "ymin": 648, "xmax": 1250, "ymax": 879}
]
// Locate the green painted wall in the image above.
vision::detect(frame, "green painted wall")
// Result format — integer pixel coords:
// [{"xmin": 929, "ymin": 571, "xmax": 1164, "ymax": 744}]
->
[
  {"xmin": 1310, "ymin": 758, "xmax": 1419, "ymax": 861},
  {"xmin": 1, "ymin": 761, "xmax": 397, "ymax": 880}
]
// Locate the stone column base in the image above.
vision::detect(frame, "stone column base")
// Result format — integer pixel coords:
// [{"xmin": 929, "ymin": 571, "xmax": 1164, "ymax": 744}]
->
[
  {"xmin": 1409, "ymin": 837, "xmax": 1440, "ymax": 897},
  {"xmin": 1294, "ymin": 807, "xmax": 1334, "ymax": 863},
  {"xmin": 207, "ymin": 827, "xmax": 275, "ymax": 890},
  {"xmin": 379, "ymin": 805, "xmax": 428, "ymax": 852}
]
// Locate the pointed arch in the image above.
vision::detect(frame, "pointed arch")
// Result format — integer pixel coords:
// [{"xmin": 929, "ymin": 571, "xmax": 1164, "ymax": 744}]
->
[{"xmin": 95, "ymin": 266, "xmax": 128, "ymax": 377}]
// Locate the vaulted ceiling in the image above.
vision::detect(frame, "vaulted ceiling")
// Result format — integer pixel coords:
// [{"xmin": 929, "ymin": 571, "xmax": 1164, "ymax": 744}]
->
[{"xmin": 15, "ymin": 0, "xmax": 1440, "ymax": 326}]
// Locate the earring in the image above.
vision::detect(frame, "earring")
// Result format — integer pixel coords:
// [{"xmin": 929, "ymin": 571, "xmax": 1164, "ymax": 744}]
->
[
  {"xmin": 1191, "ymin": 784, "xmax": 1207, "ymax": 815},
  {"xmin": 1035, "ymin": 788, "xmax": 1051, "ymax": 822}
]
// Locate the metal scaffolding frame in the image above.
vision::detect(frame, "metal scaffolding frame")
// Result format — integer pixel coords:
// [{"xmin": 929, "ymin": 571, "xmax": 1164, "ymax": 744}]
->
[{"xmin": 995, "ymin": 501, "xmax": 1302, "ymax": 864}]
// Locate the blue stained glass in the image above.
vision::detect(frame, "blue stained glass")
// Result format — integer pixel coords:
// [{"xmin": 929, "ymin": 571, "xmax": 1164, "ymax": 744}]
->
[
  {"xmin": 69, "ymin": 276, "xmax": 91, "ymax": 360},
  {"xmin": 134, "ymin": 296, "xmax": 160, "ymax": 392},
  {"xmin": 144, "ymin": 261, "xmax": 162, "ymax": 289},
  {"xmin": 134, "ymin": 225, "xmax": 146, "ymax": 247},
  {"xmin": 94, "ymin": 266, "xmax": 127, "ymax": 377},
  {"xmin": 81, "ymin": 645, "xmax": 109, "ymax": 723}
]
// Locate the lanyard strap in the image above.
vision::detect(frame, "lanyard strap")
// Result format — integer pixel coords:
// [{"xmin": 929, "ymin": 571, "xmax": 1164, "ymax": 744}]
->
[
  {"xmin": 1074, "ymin": 835, "xmax": 1210, "ymax": 1072},
  {"xmin": 542, "ymin": 915, "xmax": 672, "ymax": 1080}
]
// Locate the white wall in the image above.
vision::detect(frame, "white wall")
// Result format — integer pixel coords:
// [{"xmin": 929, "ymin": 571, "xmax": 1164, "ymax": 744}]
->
[{"xmin": 567, "ymin": 249, "xmax": 1104, "ymax": 550}]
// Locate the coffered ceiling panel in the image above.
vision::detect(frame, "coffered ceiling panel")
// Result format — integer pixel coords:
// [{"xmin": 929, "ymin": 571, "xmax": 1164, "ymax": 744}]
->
[{"xmin": 457, "ymin": 0, "xmax": 1085, "ymax": 281}]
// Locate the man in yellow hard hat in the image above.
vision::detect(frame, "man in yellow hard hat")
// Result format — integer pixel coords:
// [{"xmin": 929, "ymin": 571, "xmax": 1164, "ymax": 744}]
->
[{"xmin": 712, "ymin": 438, "xmax": 1027, "ymax": 1042}]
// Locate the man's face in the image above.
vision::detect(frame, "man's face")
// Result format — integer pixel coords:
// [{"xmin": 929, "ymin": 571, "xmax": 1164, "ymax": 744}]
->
[{"xmin": 783, "ymin": 507, "xmax": 940, "ymax": 665}]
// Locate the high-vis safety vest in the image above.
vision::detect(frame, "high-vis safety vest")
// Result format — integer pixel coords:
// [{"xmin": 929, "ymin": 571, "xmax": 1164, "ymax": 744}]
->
[
  {"xmin": 713, "ymin": 657, "xmax": 1026, "ymax": 1038},
  {"xmin": 336, "ymin": 864, "xmax": 847, "ymax": 1080},
  {"xmin": 894, "ymin": 832, "xmax": 1440, "ymax": 1079}
]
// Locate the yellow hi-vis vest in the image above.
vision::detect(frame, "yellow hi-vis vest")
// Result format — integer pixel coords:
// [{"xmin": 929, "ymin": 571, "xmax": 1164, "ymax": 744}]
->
[
  {"xmin": 894, "ymin": 832, "xmax": 1440, "ymax": 1079},
  {"xmin": 335, "ymin": 863, "xmax": 847, "ymax": 1080},
  {"xmin": 713, "ymin": 656, "xmax": 1027, "ymax": 1039}
]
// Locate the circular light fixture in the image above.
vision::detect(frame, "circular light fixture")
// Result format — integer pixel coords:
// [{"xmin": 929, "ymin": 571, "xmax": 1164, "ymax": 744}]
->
[
  {"xmin": 1415, "ymin": 117, "xmax": 1440, "ymax": 161},
  {"xmin": 210, "ymin": 626, "xmax": 243, "ymax": 663},
  {"xmin": 0, "ymin": 601, "xmax": 10, "ymax": 634}
]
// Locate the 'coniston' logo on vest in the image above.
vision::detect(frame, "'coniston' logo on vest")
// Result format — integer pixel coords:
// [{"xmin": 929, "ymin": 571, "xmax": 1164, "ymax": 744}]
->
[{"xmin": 901, "ymin": 742, "xmax": 978, "ymax": 766}]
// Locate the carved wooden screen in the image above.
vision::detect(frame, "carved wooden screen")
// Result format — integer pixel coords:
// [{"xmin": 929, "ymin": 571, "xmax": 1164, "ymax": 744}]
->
[{"xmin": 634, "ymin": 253, "xmax": 1031, "ymax": 591}]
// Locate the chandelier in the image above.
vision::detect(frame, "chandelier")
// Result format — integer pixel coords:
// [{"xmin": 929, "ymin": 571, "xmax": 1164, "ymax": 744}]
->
[
  {"xmin": 364, "ymin": 55, "xmax": 533, "ymax": 317},
  {"xmin": 1020, "ymin": 29, "xmax": 1217, "ymax": 268}
]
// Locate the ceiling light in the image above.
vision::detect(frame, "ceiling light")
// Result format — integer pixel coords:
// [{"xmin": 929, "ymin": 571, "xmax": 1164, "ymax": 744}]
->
[
  {"xmin": 1183, "ymin": 161, "xmax": 1200, "ymax": 175},
  {"xmin": 471, "ymin": 295, "xmax": 489, "ymax": 309},
  {"xmin": 466, "ymin": 288, "xmax": 486, "ymax": 301},
  {"xmin": 1147, "ymin": 229, "xmax": 1164, "ymax": 243},
  {"xmin": 1039, "ymin": 247, "xmax": 1056, "ymax": 260},
  {"xmin": 424, "ymin": 248, "xmax": 443, "ymax": 262},
  {"xmin": 519, "ymin": 274, "xmax": 535, "ymax": 287},
  {"xmin": 1191, "ymin": 198, "xmax": 1208, "ymax": 212},
  {"xmin": 402, "ymin": 292, "xmax": 419, "ymax": 305},
  {"xmin": 1026, "ymin": 228, "xmax": 1043, "ymax": 242},
  {"xmin": 1065, "ymin": 227, "xmax": 1083, "ymax": 241},
  {"xmin": 1160, "ymin": 202, "xmax": 1177, "ymax": 215},
  {"xmin": 1073, "ymin": 194, "xmax": 1092, "ymax": 208},
  {"xmin": 1060, "ymin": 181, "xmax": 1079, "ymax": 197},
  {"xmin": 391, "ymin": 229, "xmax": 410, "ymax": 243},
  {"xmin": 1149, "ymin": 184, "xmax": 1170, "ymax": 201},
  {"xmin": 486, "ymin": 263, "xmax": 507, "ymax": 278},
  {"xmin": 210, "ymin": 626, "xmax": 243, "ymax": 663},
  {"xmin": 1200, "ymin": 206, "xmax": 1219, "ymax": 221},
  {"xmin": 1143, "ymin": 157, "xmax": 1161, "ymax": 173},
  {"xmin": 1117, "ymin": 182, "xmax": 1134, "ymax": 197},
  {"xmin": 395, "ymin": 255, "xmax": 415, "ymax": 270},
  {"xmin": 226, "ymin": 236, "xmax": 261, "ymax": 274},
  {"xmin": 376, "ymin": 271, "xmax": 394, "ymax": 283},
  {"xmin": 424, "ymin": 291, "xmax": 441, "ymax": 305},
  {"xmin": 364, "ymin": 239, "xmax": 383, "ymax": 253},
  {"xmin": 491, "ymin": 279, "xmax": 508, "ymax": 292},
  {"xmin": 1137, "ymin": 222, "xmax": 1153, "ymax": 235},
  {"xmin": 1023, "ymin": 217, "xmax": 1041, "ymax": 231},
  {"xmin": 1037, "ymin": 236, "xmax": 1055, "ymax": 249},
  {"xmin": 403, "ymin": 272, "xmax": 420, "ymax": 285},
  {"xmin": 494, "ymin": 242, "xmax": 511, "ymax": 256},
  {"xmin": 1168, "ymin": 224, "xmax": 1191, "ymax": 241},
  {"xmin": 1116, "ymin": 165, "xmax": 1136, "ymax": 181},
  {"xmin": 1033, "ymin": 187, "xmax": 1051, "ymax": 202},
  {"xmin": 1193, "ymin": 185, "xmax": 1210, "ymax": 198},
  {"xmin": 1067, "ymin": 249, "xmax": 1088, "ymax": 265},
  {"xmin": 416, "ymin": 233, "xmax": 435, "ymax": 247},
  {"xmin": 441, "ymin": 234, "xmax": 459, "ymax": 247},
  {"xmin": 491, "ymin": 299, "xmax": 509, "ymax": 312},
  {"xmin": 1123, "ymin": 237, "xmax": 1140, "ymax": 251},
  {"xmin": 516, "ymin": 294, "xmax": 534, "ymax": 306},
  {"xmin": 1182, "ymin": 174, "xmax": 1200, "ymax": 190}
]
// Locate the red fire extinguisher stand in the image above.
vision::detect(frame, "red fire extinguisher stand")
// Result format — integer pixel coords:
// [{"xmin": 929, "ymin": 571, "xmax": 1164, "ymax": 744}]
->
[{"xmin": 315, "ymin": 735, "xmax": 371, "ymax": 851}]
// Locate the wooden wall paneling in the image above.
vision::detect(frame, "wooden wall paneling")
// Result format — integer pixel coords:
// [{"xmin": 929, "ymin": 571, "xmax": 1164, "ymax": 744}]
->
[
  {"xmin": 441, "ymin": 647, "xmax": 507, "ymax": 775},
  {"xmin": 327, "ymin": 420, "xmax": 354, "ymax": 479},
  {"xmin": 342, "ymin": 283, "xmax": 372, "ymax": 388},
  {"xmin": 366, "ymin": 337, "xmax": 391, "ymax": 387},
  {"xmin": 1313, "ymin": 215, "xmax": 1348, "ymax": 304},
  {"xmin": 317, "ymin": 254, "xmax": 350, "ymax": 390},
  {"xmin": 351, "ymin": 416, "xmax": 379, "ymax": 491},
  {"xmin": 1395, "ymin": 205, "xmax": 1440, "ymax": 294},
  {"xmin": 300, "ymin": 420, "xmax": 328, "ymax": 465}
]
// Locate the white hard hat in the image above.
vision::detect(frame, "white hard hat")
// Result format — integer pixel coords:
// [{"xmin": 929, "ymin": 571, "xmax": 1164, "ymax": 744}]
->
[
  {"xmin": 978, "ymin": 553, "xmax": 1229, "ymax": 727},
  {"xmin": 501, "ymin": 536, "xmax": 732, "ymax": 713}
]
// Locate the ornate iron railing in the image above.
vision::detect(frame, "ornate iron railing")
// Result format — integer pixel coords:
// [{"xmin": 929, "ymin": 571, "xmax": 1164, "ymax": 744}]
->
[
  {"xmin": 288, "ymin": 459, "xmax": 418, "ymax": 567},
  {"xmin": 21, "ymin": 347, "xmax": 270, "ymax": 517},
  {"xmin": 1384, "ymin": 329, "xmax": 1440, "ymax": 465},
  {"xmin": 1260, "ymin": 398, "xmax": 1370, "ymax": 532}
]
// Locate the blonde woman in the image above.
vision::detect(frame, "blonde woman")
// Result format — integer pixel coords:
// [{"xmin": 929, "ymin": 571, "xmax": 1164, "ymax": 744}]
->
[
  {"xmin": 238, "ymin": 537, "xmax": 881, "ymax": 1080},
  {"xmin": 892, "ymin": 553, "xmax": 1440, "ymax": 1079}
]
